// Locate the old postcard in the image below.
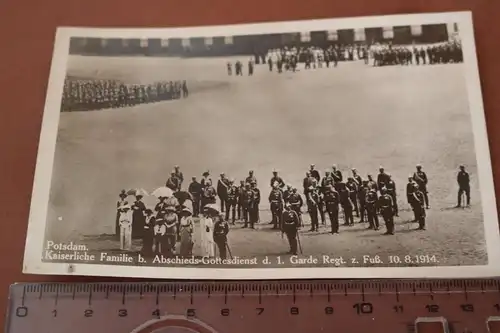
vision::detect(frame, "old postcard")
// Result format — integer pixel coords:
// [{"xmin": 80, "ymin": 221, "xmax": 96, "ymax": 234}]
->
[{"xmin": 23, "ymin": 11, "xmax": 500, "ymax": 279}]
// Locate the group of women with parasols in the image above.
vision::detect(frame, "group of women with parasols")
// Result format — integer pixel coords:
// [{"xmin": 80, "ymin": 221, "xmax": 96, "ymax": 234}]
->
[{"xmin": 115, "ymin": 186, "xmax": 230, "ymax": 259}]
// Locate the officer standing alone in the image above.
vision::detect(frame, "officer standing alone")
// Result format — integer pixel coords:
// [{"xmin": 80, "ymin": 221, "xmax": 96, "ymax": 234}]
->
[
  {"xmin": 281, "ymin": 203, "xmax": 300, "ymax": 255},
  {"xmin": 456, "ymin": 165, "xmax": 471, "ymax": 207}
]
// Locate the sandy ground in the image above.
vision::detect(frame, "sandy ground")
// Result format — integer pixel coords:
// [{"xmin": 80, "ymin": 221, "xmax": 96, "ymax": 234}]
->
[{"xmin": 43, "ymin": 55, "xmax": 487, "ymax": 267}]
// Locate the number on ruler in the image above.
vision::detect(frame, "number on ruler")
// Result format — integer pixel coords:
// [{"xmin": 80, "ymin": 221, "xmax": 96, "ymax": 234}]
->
[
  {"xmin": 15, "ymin": 307, "xmax": 28, "ymax": 318},
  {"xmin": 220, "ymin": 309, "xmax": 230, "ymax": 317},
  {"xmin": 325, "ymin": 306, "xmax": 334, "ymax": 315},
  {"xmin": 52, "ymin": 309, "xmax": 57, "ymax": 317},
  {"xmin": 186, "ymin": 309, "xmax": 196, "ymax": 317},
  {"xmin": 393, "ymin": 305, "xmax": 404, "ymax": 313},
  {"xmin": 256, "ymin": 308, "xmax": 264, "ymax": 315},
  {"xmin": 84, "ymin": 309, "xmax": 93, "ymax": 317},
  {"xmin": 118, "ymin": 309, "xmax": 128, "ymax": 317},
  {"xmin": 425, "ymin": 304, "xmax": 439, "ymax": 313},
  {"xmin": 152, "ymin": 309, "xmax": 161, "ymax": 318},
  {"xmin": 460, "ymin": 304, "xmax": 474, "ymax": 312},
  {"xmin": 353, "ymin": 303, "xmax": 373, "ymax": 315},
  {"xmin": 290, "ymin": 307, "xmax": 299, "ymax": 315}
]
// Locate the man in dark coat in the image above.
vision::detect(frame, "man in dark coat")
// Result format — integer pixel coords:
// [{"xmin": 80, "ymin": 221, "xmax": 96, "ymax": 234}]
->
[
  {"xmin": 174, "ymin": 165, "xmax": 184, "ymax": 190},
  {"xmin": 270, "ymin": 170, "xmax": 285, "ymax": 190},
  {"xmin": 281, "ymin": 203, "xmax": 300, "ymax": 255},
  {"xmin": 166, "ymin": 171, "xmax": 180, "ymax": 192},
  {"xmin": 456, "ymin": 164, "xmax": 471, "ymax": 207},
  {"xmin": 306, "ymin": 186, "xmax": 321, "ymax": 232},
  {"xmin": 365, "ymin": 188, "xmax": 379, "ymax": 230},
  {"xmin": 225, "ymin": 179, "xmax": 238, "ymax": 224},
  {"xmin": 377, "ymin": 166, "xmax": 390, "ymax": 192},
  {"xmin": 188, "ymin": 176, "xmax": 202, "ymax": 217},
  {"xmin": 413, "ymin": 164, "xmax": 429, "ymax": 209},
  {"xmin": 269, "ymin": 183, "xmax": 284, "ymax": 229},
  {"xmin": 332, "ymin": 165, "xmax": 343, "ymax": 183},
  {"xmin": 323, "ymin": 185, "xmax": 340, "ymax": 234},
  {"xmin": 378, "ymin": 188, "xmax": 395, "ymax": 235},
  {"xmin": 217, "ymin": 173, "xmax": 229, "ymax": 213},
  {"xmin": 411, "ymin": 183, "xmax": 426, "ymax": 230},
  {"xmin": 309, "ymin": 164, "xmax": 321, "ymax": 182},
  {"xmin": 213, "ymin": 215, "xmax": 230, "ymax": 259}
]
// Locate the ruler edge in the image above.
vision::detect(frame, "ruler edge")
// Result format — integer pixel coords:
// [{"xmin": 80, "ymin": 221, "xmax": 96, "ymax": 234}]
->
[{"xmin": 7, "ymin": 278, "xmax": 500, "ymax": 295}]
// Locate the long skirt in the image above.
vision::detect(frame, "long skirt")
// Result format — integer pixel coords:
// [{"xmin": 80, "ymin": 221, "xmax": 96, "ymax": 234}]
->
[{"xmin": 179, "ymin": 227, "xmax": 193, "ymax": 257}]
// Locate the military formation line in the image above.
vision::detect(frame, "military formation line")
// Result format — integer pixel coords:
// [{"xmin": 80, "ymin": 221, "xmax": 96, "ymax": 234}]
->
[{"xmin": 61, "ymin": 78, "xmax": 189, "ymax": 112}]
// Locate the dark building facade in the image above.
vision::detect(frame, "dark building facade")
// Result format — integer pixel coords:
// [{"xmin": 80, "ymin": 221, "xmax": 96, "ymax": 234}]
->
[{"xmin": 69, "ymin": 23, "xmax": 457, "ymax": 57}]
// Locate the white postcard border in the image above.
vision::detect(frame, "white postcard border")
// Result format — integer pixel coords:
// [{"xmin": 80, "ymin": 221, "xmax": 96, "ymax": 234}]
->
[{"xmin": 23, "ymin": 11, "xmax": 500, "ymax": 279}]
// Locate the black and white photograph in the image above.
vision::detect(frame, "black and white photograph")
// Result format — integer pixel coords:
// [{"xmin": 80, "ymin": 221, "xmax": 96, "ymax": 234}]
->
[{"xmin": 23, "ymin": 11, "xmax": 500, "ymax": 279}]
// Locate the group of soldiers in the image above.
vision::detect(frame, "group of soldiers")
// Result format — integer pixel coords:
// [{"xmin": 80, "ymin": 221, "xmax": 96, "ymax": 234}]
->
[
  {"xmin": 227, "ymin": 41, "xmax": 463, "ymax": 76},
  {"xmin": 61, "ymin": 78, "xmax": 189, "ymax": 112},
  {"xmin": 371, "ymin": 41, "xmax": 463, "ymax": 66},
  {"xmin": 148, "ymin": 163, "xmax": 472, "ymax": 257}
]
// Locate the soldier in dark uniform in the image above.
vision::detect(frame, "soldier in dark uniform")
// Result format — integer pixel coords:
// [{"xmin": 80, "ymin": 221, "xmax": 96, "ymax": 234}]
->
[
  {"xmin": 217, "ymin": 173, "xmax": 229, "ymax": 213},
  {"xmin": 248, "ymin": 60, "xmax": 254, "ymax": 76},
  {"xmin": 378, "ymin": 188, "xmax": 395, "ymax": 235},
  {"xmin": 413, "ymin": 164, "xmax": 429, "ymax": 209},
  {"xmin": 182, "ymin": 81, "xmax": 189, "ymax": 98},
  {"xmin": 201, "ymin": 180, "xmax": 217, "ymax": 211},
  {"xmin": 365, "ymin": 188, "xmax": 379, "ymax": 230},
  {"xmin": 174, "ymin": 165, "xmax": 184, "ymax": 190},
  {"xmin": 277, "ymin": 57, "xmax": 283, "ymax": 73},
  {"xmin": 346, "ymin": 177, "xmax": 359, "ymax": 218},
  {"xmin": 270, "ymin": 170, "xmax": 285, "ymax": 190},
  {"xmin": 321, "ymin": 171, "xmax": 334, "ymax": 191},
  {"xmin": 419, "ymin": 47, "xmax": 426, "ymax": 65},
  {"xmin": 235, "ymin": 61, "xmax": 243, "ymax": 76},
  {"xmin": 246, "ymin": 170, "xmax": 257, "ymax": 185},
  {"xmin": 283, "ymin": 184, "xmax": 292, "ymax": 203},
  {"xmin": 242, "ymin": 184, "xmax": 254, "ymax": 228},
  {"xmin": 323, "ymin": 185, "xmax": 340, "ymax": 234},
  {"xmin": 306, "ymin": 186, "xmax": 321, "ymax": 231},
  {"xmin": 269, "ymin": 183, "xmax": 284, "ymax": 229},
  {"xmin": 188, "ymin": 176, "xmax": 202, "ymax": 217},
  {"xmin": 227, "ymin": 62, "xmax": 232, "ymax": 76},
  {"xmin": 288, "ymin": 187, "xmax": 303, "ymax": 226},
  {"xmin": 309, "ymin": 164, "xmax": 321, "ymax": 182},
  {"xmin": 411, "ymin": 183, "xmax": 426, "ymax": 230},
  {"xmin": 303, "ymin": 171, "xmax": 314, "ymax": 195},
  {"xmin": 213, "ymin": 215, "xmax": 230, "ymax": 259},
  {"xmin": 358, "ymin": 180, "xmax": 368, "ymax": 222},
  {"xmin": 166, "ymin": 171, "xmax": 180, "ymax": 192},
  {"xmin": 456, "ymin": 165, "xmax": 470, "ymax": 207},
  {"xmin": 267, "ymin": 57, "xmax": 273, "ymax": 72},
  {"xmin": 237, "ymin": 180, "xmax": 246, "ymax": 220},
  {"xmin": 367, "ymin": 174, "xmax": 378, "ymax": 192},
  {"xmin": 337, "ymin": 181, "xmax": 354, "ymax": 226},
  {"xmin": 332, "ymin": 165, "xmax": 343, "ymax": 183},
  {"xmin": 385, "ymin": 174, "xmax": 398, "ymax": 216},
  {"xmin": 225, "ymin": 179, "xmax": 238, "ymax": 224},
  {"xmin": 352, "ymin": 168, "xmax": 363, "ymax": 188},
  {"xmin": 281, "ymin": 203, "xmax": 300, "ymax": 255},
  {"xmin": 377, "ymin": 167, "xmax": 390, "ymax": 192},
  {"xmin": 406, "ymin": 175, "xmax": 416, "ymax": 221},
  {"xmin": 251, "ymin": 181, "xmax": 261, "ymax": 225}
]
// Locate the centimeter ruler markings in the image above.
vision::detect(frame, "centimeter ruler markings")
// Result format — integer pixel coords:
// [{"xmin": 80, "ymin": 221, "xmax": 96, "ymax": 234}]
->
[
  {"xmin": 13, "ymin": 279, "xmax": 500, "ymax": 303},
  {"xmin": 10, "ymin": 280, "xmax": 500, "ymax": 333}
]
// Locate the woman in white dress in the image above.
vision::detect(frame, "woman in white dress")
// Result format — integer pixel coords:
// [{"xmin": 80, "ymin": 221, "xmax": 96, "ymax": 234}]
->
[{"xmin": 200, "ymin": 205, "xmax": 217, "ymax": 258}]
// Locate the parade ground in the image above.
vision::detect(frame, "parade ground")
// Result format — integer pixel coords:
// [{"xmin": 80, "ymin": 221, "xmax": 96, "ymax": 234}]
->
[{"xmin": 44, "ymin": 55, "xmax": 487, "ymax": 267}]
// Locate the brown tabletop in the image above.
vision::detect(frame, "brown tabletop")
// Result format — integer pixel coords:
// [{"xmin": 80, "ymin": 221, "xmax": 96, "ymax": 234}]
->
[{"xmin": 1, "ymin": 0, "xmax": 499, "ymax": 329}]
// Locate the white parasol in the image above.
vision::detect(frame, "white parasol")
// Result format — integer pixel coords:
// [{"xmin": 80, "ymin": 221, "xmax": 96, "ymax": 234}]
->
[{"xmin": 151, "ymin": 186, "xmax": 174, "ymax": 198}]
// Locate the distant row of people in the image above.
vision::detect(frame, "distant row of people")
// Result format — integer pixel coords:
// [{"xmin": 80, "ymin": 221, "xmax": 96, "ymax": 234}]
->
[
  {"xmin": 61, "ymin": 78, "xmax": 189, "ymax": 112},
  {"xmin": 371, "ymin": 41, "xmax": 463, "ymax": 66}
]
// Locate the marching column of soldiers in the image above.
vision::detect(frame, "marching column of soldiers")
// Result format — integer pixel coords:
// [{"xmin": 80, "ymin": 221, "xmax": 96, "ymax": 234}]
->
[
  {"xmin": 61, "ymin": 78, "xmax": 189, "ymax": 112},
  {"xmin": 371, "ymin": 41, "xmax": 463, "ymax": 67}
]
